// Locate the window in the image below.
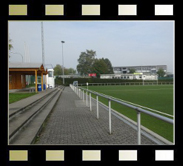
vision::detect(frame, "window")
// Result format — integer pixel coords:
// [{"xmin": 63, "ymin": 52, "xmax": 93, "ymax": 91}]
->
[
  {"xmin": 37, "ymin": 76, "xmax": 41, "ymax": 84},
  {"xmin": 21, "ymin": 75, "xmax": 23, "ymax": 84},
  {"xmin": 9, "ymin": 75, "xmax": 12, "ymax": 83},
  {"xmin": 48, "ymin": 71, "xmax": 53, "ymax": 77}
]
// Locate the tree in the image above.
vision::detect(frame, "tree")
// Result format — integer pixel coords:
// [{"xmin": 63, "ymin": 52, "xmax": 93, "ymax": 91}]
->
[
  {"xmin": 9, "ymin": 38, "xmax": 13, "ymax": 58},
  {"xmin": 77, "ymin": 50, "xmax": 96, "ymax": 76},
  {"xmin": 67, "ymin": 68, "xmax": 76, "ymax": 74},
  {"xmin": 54, "ymin": 64, "xmax": 76, "ymax": 76},
  {"xmin": 92, "ymin": 59, "xmax": 108, "ymax": 78},
  {"xmin": 77, "ymin": 50, "xmax": 114, "ymax": 76},
  {"xmin": 9, "ymin": 39, "xmax": 13, "ymax": 50},
  {"xmin": 102, "ymin": 58, "xmax": 114, "ymax": 74},
  {"xmin": 54, "ymin": 64, "xmax": 62, "ymax": 76},
  {"xmin": 157, "ymin": 68, "xmax": 166, "ymax": 77},
  {"xmin": 129, "ymin": 68, "xmax": 136, "ymax": 74}
]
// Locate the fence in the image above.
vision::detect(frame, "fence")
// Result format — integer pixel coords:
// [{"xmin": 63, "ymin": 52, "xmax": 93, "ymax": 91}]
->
[
  {"xmin": 78, "ymin": 82, "xmax": 173, "ymax": 86},
  {"xmin": 70, "ymin": 84, "xmax": 173, "ymax": 145}
]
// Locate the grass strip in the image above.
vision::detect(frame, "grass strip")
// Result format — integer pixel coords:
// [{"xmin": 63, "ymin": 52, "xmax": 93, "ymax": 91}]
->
[{"xmin": 9, "ymin": 93, "xmax": 37, "ymax": 104}]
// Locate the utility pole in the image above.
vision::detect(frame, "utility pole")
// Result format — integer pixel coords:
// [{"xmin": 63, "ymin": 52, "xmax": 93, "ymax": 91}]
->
[
  {"xmin": 41, "ymin": 22, "xmax": 45, "ymax": 67},
  {"xmin": 61, "ymin": 41, "xmax": 65, "ymax": 84},
  {"xmin": 41, "ymin": 22, "xmax": 45, "ymax": 91}
]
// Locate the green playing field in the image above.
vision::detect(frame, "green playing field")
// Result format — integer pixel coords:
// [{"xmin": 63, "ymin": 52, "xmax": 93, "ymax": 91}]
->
[{"xmin": 82, "ymin": 85, "xmax": 174, "ymax": 142}]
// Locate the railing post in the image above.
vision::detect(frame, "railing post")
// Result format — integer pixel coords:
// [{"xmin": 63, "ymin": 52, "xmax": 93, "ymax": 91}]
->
[
  {"xmin": 89, "ymin": 93, "xmax": 92, "ymax": 111},
  {"xmin": 83, "ymin": 90, "xmax": 84, "ymax": 101},
  {"xmin": 96, "ymin": 95, "xmax": 99, "ymax": 119},
  {"xmin": 137, "ymin": 111, "xmax": 141, "ymax": 145},
  {"xmin": 86, "ymin": 91, "xmax": 88, "ymax": 106},
  {"xmin": 109, "ymin": 99, "xmax": 112, "ymax": 134}
]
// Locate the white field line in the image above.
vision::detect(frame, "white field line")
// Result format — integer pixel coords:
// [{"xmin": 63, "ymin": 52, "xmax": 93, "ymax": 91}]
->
[{"xmin": 87, "ymin": 89, "xmax": 173, "ymax": 118}]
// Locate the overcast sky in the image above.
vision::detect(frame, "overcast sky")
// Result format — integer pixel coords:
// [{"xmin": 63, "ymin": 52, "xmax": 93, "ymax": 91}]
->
[{"xmin": 8, "ymin": 21, "xmax": 174, "ymax": 73}]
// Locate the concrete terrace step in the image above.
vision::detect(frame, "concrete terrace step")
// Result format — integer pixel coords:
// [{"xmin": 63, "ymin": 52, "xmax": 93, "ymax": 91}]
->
[
  {"xmin": 9, "ymin": 90, "xmax": 60, "ymax": 143},
  {"xmin": 9, "ymin": 88, "xmax": 58, "ymax": 118},
  {"xmin": 9, "ymin": 86, "xmax": 66, "ymax": 119},
  {"xmin": 10, "ymin": 89, "xmax": 63, "ymax": 145}
]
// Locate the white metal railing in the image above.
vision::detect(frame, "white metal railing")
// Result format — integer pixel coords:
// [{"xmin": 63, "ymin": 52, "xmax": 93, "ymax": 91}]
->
[
  {"xmin": 70, "ymin": 84, "xmax": 174, "ymax": 145},
  {"xmin": 78, "ymin": 82, "xmax": 173, "ymax": 86}
]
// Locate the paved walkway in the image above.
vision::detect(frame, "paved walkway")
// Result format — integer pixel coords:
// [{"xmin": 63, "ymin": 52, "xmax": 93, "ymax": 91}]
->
[{"xmin": 36, "ymin": 87, "xmax": 156, "ymax": 145}]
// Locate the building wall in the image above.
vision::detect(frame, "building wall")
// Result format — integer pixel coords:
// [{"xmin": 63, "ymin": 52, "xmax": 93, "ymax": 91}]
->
[
  {"xmin": 100, "ymin": 74, "xmax": 157, "ymax": 80},
  {"xmin": 113, "ymin": 65, "xmax": 167, "ymax": 74},
  {"xmin": 46, "ymin": 69, "xmax": 55, "ymax": 88},
  {"xmin": 9, "ymin": 72, "xmax": 26, "ymax": 89}
]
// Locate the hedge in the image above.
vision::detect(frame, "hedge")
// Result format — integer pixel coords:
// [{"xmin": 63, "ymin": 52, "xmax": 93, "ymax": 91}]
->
[{"xmin": 55, "ymin": 77, "xmax": 173, "ymax": 86}]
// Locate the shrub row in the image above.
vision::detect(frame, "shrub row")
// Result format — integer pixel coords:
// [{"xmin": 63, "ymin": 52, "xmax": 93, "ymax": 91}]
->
[{"xmin": 55, "ymin": 77, "xmax": 173, "ymax": 86}]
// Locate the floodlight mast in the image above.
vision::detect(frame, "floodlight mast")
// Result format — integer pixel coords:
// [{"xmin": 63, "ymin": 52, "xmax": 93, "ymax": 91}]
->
[
  {"xmin": 61, "ymin": 41, "xmax": 65, "ymax": 85},
  {"xmin": 41, "ymin": 22, "xmax": 45, "ymax": 67}
]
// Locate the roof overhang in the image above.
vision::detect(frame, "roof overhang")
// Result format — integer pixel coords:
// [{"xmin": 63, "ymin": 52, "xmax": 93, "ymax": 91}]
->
[{"xmin": 9, "ymin": 63, "xmax": 48, "ymax": 75}]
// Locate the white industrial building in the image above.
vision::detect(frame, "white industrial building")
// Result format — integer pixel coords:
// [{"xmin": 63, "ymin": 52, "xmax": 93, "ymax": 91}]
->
[
  {"xmin": 45, "ymin": 69, "xmax": 54, "ymax": 88},
  {"xmin": 102, "ymin": 65, "xmax": 166, "ymax": 80},
  {"xmin": 100, "ymin": 73, "xmax": 158, "ymax": 80},
  {"xmin": 45, "ymin": 64, "xmax": 55, "ymax": 88},
  {"xmin": 113, "ymin": 65, "xmax": 167, "ymax": 75}
]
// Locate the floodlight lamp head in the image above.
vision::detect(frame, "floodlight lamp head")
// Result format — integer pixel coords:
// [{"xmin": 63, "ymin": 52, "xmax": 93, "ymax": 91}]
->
[{"xmin": 61, "ymin": 41, "xmax": 65, "ymax": 43}]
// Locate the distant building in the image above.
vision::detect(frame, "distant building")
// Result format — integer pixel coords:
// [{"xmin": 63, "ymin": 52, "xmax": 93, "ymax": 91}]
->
[
  {"xmin": 100, "ymin": 73, "xmax": 158, "ymax": 80},
  {"xmin": 56, "ymin": 74, "xmax": 82, "ymax": 78},
  {"xmin": 166, "ymin": 73, "xmax": 173, "ymax": 78},
  {"xmin": 46, "ymin": 68, "xmax": 55, "ymax": 88},
  {"xmin": 113, "ymin": 65, "xmax": 167, "ymax": 75},
  {"xmin": 45, "ymin": 64, "xmax": 55, "ymax": 88}
]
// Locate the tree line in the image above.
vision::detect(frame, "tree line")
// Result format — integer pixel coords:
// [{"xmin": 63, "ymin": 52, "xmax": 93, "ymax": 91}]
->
[
  {"xmin": 54, "ymin": 49, "xmax": 166, "ymax": 77},
  {"xmin": 54, "ymin": 64, "xmax": 76, "ymax": 76}
]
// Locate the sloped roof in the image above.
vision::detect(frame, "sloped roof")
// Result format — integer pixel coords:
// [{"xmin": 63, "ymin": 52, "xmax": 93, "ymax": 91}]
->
[{"xmin": 9, "ymin": 62, "xmax": 43, "ymax": 69}]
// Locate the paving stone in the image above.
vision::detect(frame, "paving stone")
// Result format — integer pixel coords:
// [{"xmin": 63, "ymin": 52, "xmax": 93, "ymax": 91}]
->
[{"xmin": 36, "ymin": 87, "xmax": 156, "ymax": 145}]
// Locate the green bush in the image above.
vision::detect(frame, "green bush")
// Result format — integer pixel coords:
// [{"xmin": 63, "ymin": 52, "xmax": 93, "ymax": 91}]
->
[{"xmin": 55, "ymin": 77, "xmax": 173, "ymax": 86}]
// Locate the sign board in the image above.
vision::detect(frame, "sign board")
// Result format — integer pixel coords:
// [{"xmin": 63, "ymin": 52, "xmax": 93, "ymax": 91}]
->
[
  {"xmin": 134, "ymin": 73, "xmax": 143, "ymax": 75},
  {"xmin": 73, "ymin": 81, "xmax": 78, "ymax": 86},
  {"xmin": 88, "ymin": 73, "xmax": 96, "ymax": 77}
]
